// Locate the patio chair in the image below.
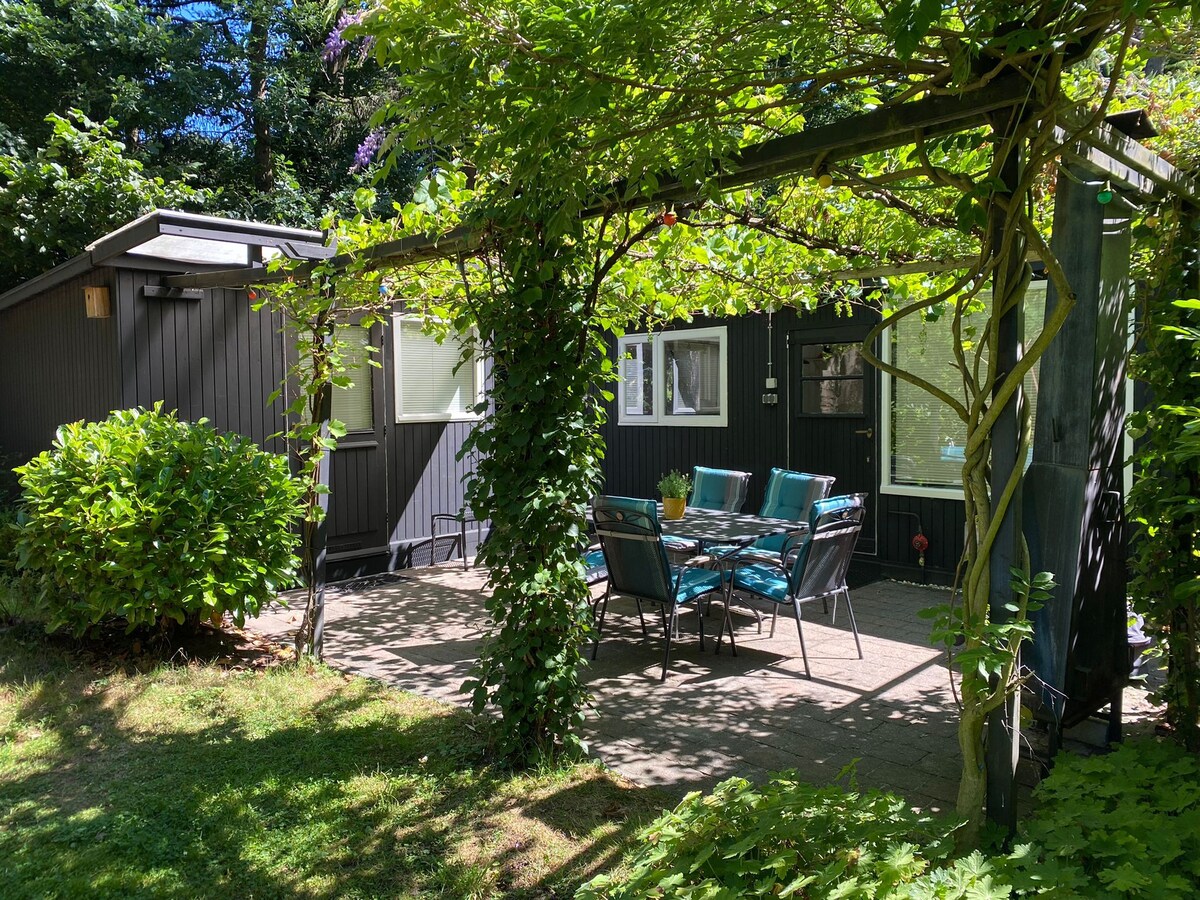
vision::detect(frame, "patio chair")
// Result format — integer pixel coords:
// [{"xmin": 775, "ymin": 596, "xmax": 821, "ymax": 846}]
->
[
  {"xmin": 704, "ymin": 467, "xmax": 836, "ymax": 633},
  {"xmin": 754, "ymin": 468, "xmax": 836, "ymax": 552},
  {"xmin": 719, "ymin": 493, "xmax": 867, "ymax": 679},
  {"xmin": 592, "ymin": 495, "xmax": 727, "ymax": 681},
  {"xmin": 663, "ymin": 466, "xmax": 752, "ymax": 555}
]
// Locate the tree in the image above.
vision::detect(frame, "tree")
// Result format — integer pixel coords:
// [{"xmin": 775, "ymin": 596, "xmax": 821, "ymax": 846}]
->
[
  {"xmin": 0, "ymin": 0, "xmax": 421, "ymax": 235},
  {"xmin": 0, "ymin": 111, "xmax": 209, "ymax": 290}
]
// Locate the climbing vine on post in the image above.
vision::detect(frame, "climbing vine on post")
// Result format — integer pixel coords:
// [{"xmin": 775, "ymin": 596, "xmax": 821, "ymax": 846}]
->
[
  {"xmin": 256, "ymin": 190, "xmax": 401, "ymax": 658},
  {"xmin": 458, "ymin": 221, "xmax": 610, "ymax": 763}
]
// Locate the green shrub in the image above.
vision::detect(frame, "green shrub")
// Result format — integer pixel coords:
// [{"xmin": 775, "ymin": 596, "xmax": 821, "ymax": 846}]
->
[
  {"xmin": 15, "ymin": 405, "xmax": 302, "ymax": 633},
  {"xmin": 1008, "ymin": 739, "xmax": 1200, "ymax": 899},
  {"xmin": 576, "ymin": 773, "xmax": 1010, "ymax": 899}
]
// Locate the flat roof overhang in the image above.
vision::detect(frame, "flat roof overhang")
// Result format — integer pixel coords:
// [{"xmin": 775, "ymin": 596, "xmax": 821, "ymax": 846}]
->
[{"xmin": 0, "ymin": 209, "xmax": 334, "ymax": 313}]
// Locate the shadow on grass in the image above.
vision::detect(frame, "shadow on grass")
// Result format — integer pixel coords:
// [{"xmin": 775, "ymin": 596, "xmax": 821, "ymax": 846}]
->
[{"xmin": 0, "ymin": 626, "xmax": 664, "ymax": 899}]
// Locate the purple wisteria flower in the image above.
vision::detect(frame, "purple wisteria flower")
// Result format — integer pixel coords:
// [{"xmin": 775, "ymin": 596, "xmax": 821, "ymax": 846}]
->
[
  {"xmin": 321, "ymin": 9, "xmax": 367, "ymax": 64},
  {"xmin": 350, "ymin": 129, "xmax": 384, "ymax": 173}
]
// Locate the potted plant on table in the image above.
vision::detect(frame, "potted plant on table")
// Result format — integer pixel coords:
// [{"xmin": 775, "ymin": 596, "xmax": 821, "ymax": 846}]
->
[{"xmin": 658, "ymin": 469, "xmax": 691, "ymax": 520}]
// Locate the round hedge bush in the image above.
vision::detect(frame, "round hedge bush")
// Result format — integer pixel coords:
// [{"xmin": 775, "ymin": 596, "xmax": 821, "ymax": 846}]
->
[{"xmin": 15, "ymin": 406, "xmax": 302, "ymax": 633}]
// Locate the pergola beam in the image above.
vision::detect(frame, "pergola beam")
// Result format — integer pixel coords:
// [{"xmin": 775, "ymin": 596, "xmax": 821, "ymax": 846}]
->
[{"xmin": 1056, "ymin": 117, "xmax": 1200, "ymax": 203}]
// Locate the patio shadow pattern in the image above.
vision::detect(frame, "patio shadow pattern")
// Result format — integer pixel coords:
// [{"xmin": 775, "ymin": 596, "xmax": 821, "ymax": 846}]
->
[{"xmin": 257, "ymin": 567, "xmax": 965, "ymax": 811}]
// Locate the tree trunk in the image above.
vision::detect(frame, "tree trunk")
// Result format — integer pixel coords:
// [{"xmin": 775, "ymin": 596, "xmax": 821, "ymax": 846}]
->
[{"xmin": 248, "ymin": 7, "xmax": 274, "ymax": 193}]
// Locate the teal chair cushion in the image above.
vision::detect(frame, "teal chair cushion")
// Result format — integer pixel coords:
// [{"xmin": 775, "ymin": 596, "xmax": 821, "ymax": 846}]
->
[
  {"xmin": 691, "ymin": 466, "xmax": 751, "ymax": 512},
  {"xmin": 728, "ymin": 563, "xmax": 790, "ymax": 603},
  {"xmin": 671, "ymin": 566, "xmax": 724, "ymax": 604},
  {"xmin": 754, "ymin": 468, "xmax": 835, "ymax": 552}
]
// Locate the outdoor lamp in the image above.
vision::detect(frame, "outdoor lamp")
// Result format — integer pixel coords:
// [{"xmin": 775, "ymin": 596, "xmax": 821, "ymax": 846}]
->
[{"xmin": 1096, "ymin": 180, "xmax": 1114, "ymax": 204}]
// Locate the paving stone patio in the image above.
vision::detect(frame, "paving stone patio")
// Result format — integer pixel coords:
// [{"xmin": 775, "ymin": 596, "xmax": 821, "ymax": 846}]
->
[{"xmin": 250, "ymin": 563, "xmax": 1161, "ymax": 813}]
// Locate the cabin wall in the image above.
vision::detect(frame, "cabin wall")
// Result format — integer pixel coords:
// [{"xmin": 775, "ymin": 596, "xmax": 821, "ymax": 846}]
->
[
  {"xmin": 0, "ymin": 270, "xmax": 122, "ymax": 463},
  {"xmin": 115, "ymin": 270, "xmax": 289, "ymax": 452},
  {"xmin": 599, "ymin": 308, "xmax": 967, "ymax": 584},
  {"xmin": 114, "ymin": 272, "xmax": 477, "ymax": 576}
]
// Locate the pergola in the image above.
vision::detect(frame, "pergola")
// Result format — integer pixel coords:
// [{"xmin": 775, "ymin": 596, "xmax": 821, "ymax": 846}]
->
[{"xmin": 166, "ymin": 79, "xmax": 1198, "ymax": 826}]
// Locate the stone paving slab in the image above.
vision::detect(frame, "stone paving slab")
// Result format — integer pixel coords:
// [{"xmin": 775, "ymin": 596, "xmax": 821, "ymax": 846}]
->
[{"xmin": 251, "ymin": 564, "xmax": 1163, "ymax": 813}]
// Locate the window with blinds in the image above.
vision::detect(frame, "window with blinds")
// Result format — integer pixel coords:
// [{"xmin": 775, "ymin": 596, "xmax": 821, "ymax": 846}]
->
[
  {"xmin": 393, "ymin": 318, "xmax": 480, "ymax": 421},
  {"xmin": 885, "ymin": 281, "xmax": 1047, "ymax": 493},
  {"xmin": 333, "ymin": 325, "xmax": 375, "ymax": 433},
  {"xmin": 616, "ymin": 326, "xmax": 727, "ymax": 426}
]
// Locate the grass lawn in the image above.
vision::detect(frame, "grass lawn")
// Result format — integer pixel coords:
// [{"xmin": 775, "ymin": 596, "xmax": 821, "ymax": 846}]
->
[{"xmin": 0, "ymin": 623, "xmax": 665, "ymax": 899}]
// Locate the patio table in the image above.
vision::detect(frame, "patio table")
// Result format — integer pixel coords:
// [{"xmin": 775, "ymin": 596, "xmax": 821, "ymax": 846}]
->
[{"xmin": 656, "ymin": 504, "xmax": 804, "ymax": 552}]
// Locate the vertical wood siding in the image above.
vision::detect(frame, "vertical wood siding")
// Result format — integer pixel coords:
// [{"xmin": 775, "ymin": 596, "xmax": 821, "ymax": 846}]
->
[
  {"xmin": 115, "ymin": 270, "xmax": 289, "ymax": 453},
  {"xmin": 0, "ymin": 271, "xmax": 121, "ymax": 461}
]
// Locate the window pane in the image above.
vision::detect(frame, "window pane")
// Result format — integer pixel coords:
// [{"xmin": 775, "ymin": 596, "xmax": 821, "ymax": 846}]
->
[
  {"xmin": 802, "ymin": 378, "xmax": 863, "ymax": 414},
  {"xmin": 397, "ymin": 320, "xmax": 476, "ymax": 418},
  {"xmin": 801, "ymin": 343, "xmax": 863, "ymax": 378},
  {"xmin": 800, "ymin": 343, "xmax": 864, "ymax": 414},
  {"xmin": 333, "ymin": 325, "xmax": 374, "ymax": 432},
  {"xmin": 663, "ymin": 336, "xmax": 721, "ymax": 417},
  {"xmin": 620, "ymin": 339, "xmax": 654, "ymax": 417},
  {"xmin": 890, "ymin": 282, "xmax": 1046, "ymax": 488}
]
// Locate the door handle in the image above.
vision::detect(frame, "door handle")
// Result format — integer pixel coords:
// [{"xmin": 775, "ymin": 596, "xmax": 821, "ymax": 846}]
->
[{"xmin": 855, "ymin": 428, "xmax": 874, "ymax": 439}]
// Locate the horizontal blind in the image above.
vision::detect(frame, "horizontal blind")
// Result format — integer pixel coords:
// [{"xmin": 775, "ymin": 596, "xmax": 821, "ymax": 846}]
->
[
  {"xmin": 891, "ymin": 282, "xmax": 1046, "ymax": 488},
  {"xmin": 620, "ymin": 338, "xmax": 654, "ymax": 418},
  {"xmin": 332, "ymin": 325, "xmax": 375, "ymax": 432},
  {"xmin": 396, "ymin": 319, "xmax": 476, "ymax": 418}
]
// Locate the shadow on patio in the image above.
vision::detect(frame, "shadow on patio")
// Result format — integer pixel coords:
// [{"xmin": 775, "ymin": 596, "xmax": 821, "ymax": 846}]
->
[{"xmin": 256, "ymin": 566, "xmax": 964, "ymax": 811}]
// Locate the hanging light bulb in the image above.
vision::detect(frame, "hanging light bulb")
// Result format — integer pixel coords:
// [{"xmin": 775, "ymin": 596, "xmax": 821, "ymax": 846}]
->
[
  {"xmin": 816, "ymin": 167, "xmax": 834, "ymax": 189},
  {"xmin": 1096, "ymin": 180, "xmax": 1114, "ymax": 205}
]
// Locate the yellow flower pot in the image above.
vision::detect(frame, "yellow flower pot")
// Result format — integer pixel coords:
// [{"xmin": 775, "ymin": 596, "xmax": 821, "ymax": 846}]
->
[{"xmin": 662, "ymin": 497, "xmax": 686, "ymax": 520}]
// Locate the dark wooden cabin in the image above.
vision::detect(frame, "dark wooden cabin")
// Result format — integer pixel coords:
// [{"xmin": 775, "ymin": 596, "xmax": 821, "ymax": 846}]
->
[{"xmin": 0, "ymin": 210, "xmax": 482, "ymax": 578}]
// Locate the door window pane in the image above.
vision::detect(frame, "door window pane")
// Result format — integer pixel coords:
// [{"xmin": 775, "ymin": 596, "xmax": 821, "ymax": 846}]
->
[
  {"xmin": 801, "ymin": 377, "xmax": 864, "ymax": 414},
  {"xmin": 799, "ymin": 342, "xmax": 864, "ymax": 414},
  {"xmin": 333, "ymin": 325, "xmax": 375, "ymax": 432}
]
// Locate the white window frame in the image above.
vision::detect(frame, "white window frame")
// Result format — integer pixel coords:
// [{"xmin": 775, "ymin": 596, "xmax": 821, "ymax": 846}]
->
[
  {"xmin": 616, "ymin": 326, "xmax": 728, "ymax": 428},
  {"xmin": 393, "ymin": 315, "xmax": 485, "ymax": 423}
]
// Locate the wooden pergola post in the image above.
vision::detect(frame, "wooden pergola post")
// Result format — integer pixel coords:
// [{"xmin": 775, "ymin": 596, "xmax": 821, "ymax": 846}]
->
[{"xmin": 984, "ymin": 113, "xmax": 1027, "ymax": 831}]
